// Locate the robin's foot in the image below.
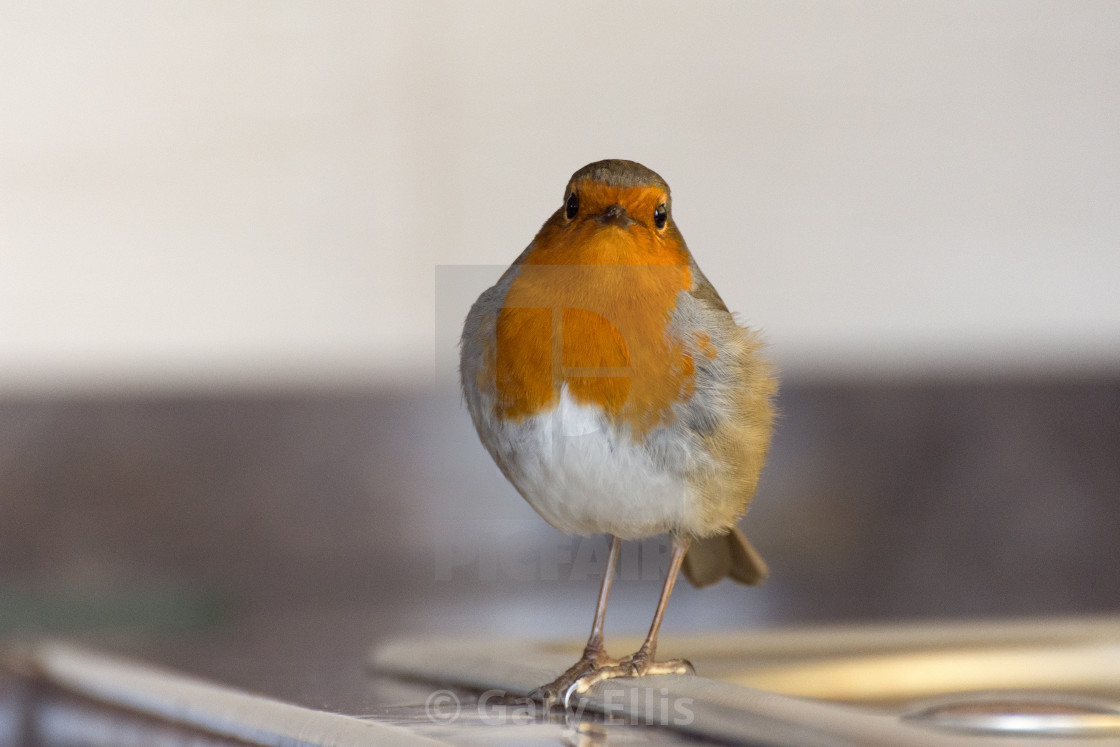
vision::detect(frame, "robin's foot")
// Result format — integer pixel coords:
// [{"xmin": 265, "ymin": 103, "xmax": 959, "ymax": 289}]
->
[
  {"xmin": 566, "ymin": 649, "xmax": 693, "ymax": 702},
  {"xmin": 529, "ymin": 647, "xmax": 620, "ymax": 705},
  {"xmin": 533, "ymin": 647, "xmax": 694, "ymax": 708}
]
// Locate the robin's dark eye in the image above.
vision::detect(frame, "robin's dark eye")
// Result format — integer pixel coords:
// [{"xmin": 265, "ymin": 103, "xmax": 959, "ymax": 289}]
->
[
  {"xmin": 653, "ymin": 203, "xmax": 667, "ymax": 229},
  {"xmin": 565, "ymin": 192, "xmax": 579, "ymax": 220}
]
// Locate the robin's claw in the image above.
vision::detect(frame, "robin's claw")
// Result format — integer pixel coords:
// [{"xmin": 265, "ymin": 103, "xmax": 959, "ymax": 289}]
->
[{"xmin": 562, "ymin": 680, "xmax": 581, "ymax": 710}]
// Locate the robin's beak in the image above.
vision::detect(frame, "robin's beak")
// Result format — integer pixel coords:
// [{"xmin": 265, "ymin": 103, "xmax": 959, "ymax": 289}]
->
[{"xmin": 598, "ymin": 204, "xmax": 635, "ymax": 227}]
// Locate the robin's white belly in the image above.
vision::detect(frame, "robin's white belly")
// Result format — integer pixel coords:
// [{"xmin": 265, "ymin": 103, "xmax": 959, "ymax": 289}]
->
[{"xmin": 492, "ymin": 388, "xmax": 702, "ymax": 539}]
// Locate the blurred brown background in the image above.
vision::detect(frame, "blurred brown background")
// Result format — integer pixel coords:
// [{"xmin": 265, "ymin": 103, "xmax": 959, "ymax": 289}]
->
[{"xmin": 2, "ymin": 377, "xmax": 1117, "ymax": 648}]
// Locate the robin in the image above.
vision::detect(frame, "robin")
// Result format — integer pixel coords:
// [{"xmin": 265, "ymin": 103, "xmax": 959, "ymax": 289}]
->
[{"xmin": 460, "ymin": 159, "xmax": 776, "ymax": 703}]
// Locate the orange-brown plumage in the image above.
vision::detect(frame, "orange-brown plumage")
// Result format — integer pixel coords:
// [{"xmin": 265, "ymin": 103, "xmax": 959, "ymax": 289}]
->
[{"xmin": 487, "ymin": 180, "xmax": 698, "ymax": 436}]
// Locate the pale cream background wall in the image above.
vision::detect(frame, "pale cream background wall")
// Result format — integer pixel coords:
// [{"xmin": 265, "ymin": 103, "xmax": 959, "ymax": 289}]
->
[{"xmin": 2, "ymin": 1, "xmax": 1118, "ymax": 392}]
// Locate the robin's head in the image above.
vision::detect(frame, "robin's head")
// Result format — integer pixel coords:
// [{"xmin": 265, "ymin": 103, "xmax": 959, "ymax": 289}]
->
[
  {"xmin": 562, "ymin": 159, "xmax": 673, "ymax": 232},
  {"xmin": 529, "ymin": 160, "xmax": 686, "ymax": 265}
]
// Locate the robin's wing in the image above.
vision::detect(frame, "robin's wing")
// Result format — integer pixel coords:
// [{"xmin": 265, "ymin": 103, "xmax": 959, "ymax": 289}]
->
[
  {"xmin": 672, "ymin": 262, "xmax": 776, "ymax": 587},
  {"xmin": 687, "ymin": 269, "xmax": 730, "ymax": 313},
  {"xmin": 682, "ymin": 526, "xmax": 769, "ymax": 588}
]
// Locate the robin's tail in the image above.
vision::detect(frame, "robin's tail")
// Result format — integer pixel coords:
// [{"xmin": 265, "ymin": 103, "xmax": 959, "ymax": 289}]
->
[{"xmin": 681, "ymin": 527, "xmax": 768, "ymax": 588}]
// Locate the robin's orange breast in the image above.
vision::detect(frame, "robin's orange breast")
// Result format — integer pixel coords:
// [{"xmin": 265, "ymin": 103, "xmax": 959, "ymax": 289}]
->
[{"xmin": 486, "ymin": 187, "xmax": 697, "ymax": 438}]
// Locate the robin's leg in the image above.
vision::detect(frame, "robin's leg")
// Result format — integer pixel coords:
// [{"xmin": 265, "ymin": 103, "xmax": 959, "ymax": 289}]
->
[
  {"xmin": 562, "ymin": 536, "xmax": 694, "ymax": 701},
  {"xmin": 531, "ymin": 535, "xmax": 623, "ymax": 703}
]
